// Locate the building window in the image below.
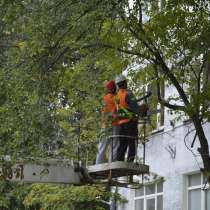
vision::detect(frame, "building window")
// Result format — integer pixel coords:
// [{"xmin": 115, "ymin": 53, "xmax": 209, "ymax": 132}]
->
[
  {"xmin": 187, "ymin": 173, "xmax": 210, "ymax": 210},
  {"xmin": 134, "ymin": 182, "xmax": 163, "ymax": 210}
]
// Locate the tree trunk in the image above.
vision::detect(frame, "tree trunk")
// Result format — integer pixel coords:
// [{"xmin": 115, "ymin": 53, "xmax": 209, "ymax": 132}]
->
[
  {"xmin": 192, "ymin": 117, "xmax": 210, "ymax": 183},
  {"xmin": 160, "ymin": 0, "xmax": 166, "ymax": 10}
]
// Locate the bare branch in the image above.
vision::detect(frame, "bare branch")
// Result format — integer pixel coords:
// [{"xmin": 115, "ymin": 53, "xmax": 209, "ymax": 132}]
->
[
  {"xmin": 122, "ymin": 13, "xmax": 190, "ymax": 107},
  {"xmin": 154, "ymin": 52, "xmax": 190, "ymax": 107},
  {"xmin": 154, "ymin": 66, "xmax": 186, "ymax": 112},
  {"xmin": 203, "ymin": 51, "xmax": 210, "ymax": 88},
  {"xmin": 159, "ymin": 100, "xmax": 186, "ymax": 111},
  {"xmin": 125, "ymin": 20, "xmax": 156, "ymax": 55},
  {"xmin": 45, "ymin": 47, "xmax": 69, "ymax": 72},
  {"xmin": 136, "ymin": 0, "xmax": 143, "ymax": 25},
  {"xmin": 117, "ymin": 6, "xmax": 191, "ymax": 107},
  {"xmin": 189, "ymin": 64, "xmax": 199, "ymax": 80},
  {"xmin": 0, "ymin": 44, "xmax": 19, "ymax": 48}
]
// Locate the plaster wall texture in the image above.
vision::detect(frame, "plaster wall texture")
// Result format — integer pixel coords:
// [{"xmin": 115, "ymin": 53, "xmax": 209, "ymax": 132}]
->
[
  {"xmin": 117, "ymin": 122, "xmax": 210, "ymax": 210},
  {"xmin": 117, "ymin": 83, "xmax": 210, "ymax": 210}
]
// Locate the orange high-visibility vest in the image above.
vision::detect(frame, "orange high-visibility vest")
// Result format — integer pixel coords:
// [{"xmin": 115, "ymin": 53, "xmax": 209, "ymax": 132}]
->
[
  {"xmin": 103, "ymin": 93, "xmax": 116, "ymax": 113},
  {"xmin": 102, "ymin": 93, "xmax": 118, "ymax": 126},
  {"xmin": 115, "ymin": 89, "xmax": 131, "ymax": 125}
]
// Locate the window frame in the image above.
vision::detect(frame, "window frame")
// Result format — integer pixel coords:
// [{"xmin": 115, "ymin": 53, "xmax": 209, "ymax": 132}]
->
[
  {"xmin": 186, "ymin": 173, "xmax": 210, "ymax": 210},
  {"xmin": 134, "ymin": 182, "xmax": 163, "ymax": 210}
]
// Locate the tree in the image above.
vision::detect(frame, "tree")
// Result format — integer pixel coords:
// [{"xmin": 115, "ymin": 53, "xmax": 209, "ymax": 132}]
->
[
  {"xmin": 0, "ymin": 1, "xmax": 126, "ymax": 209},
  {"xmin": 18, "ymin": 0, "xmax": 210, "ymax": 182},
  {"xmin": 0, "ymin": 180, "xmax": 31, "ymax": 210},
  {"xmin": 1, "ymin": 0, "xmax": 210, "ymax": 199},
  {"xmin": 23, "ymin": 184, "xmax": 126, "ymax": 210},
  {"xmin": 76, "ymin": 0, "xmax": 210, "ymax": 181}
]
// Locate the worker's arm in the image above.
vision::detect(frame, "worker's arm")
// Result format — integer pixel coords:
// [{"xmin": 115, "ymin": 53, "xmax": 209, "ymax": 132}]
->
[
  {"xmin": 126, "ymin": 90, "xmax": 140, "ymax": 114},
  {"xmin": 126, "ymin": 90, "xmax": 149, "ymax": 117}
]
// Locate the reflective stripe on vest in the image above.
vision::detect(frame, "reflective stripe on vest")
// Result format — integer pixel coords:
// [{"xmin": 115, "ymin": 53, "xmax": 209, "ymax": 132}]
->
[{"xmin": 115, "ymin": 89, "xmax": 136, "ymax": 125}]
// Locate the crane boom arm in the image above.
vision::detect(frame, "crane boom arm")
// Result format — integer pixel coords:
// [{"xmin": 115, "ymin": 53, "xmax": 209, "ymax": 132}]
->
[
  {"xmin": 0, "ymin": 159, "xmax": 83, "ymax": 184},
  {"xmin": 0, "ymin": 159, "xmax": 149, "ymax": 186}
]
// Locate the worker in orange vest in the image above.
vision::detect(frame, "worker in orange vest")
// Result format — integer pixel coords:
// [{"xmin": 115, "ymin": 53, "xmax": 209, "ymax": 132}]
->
[
  {"xmin": 96, "ymin": 80, "xmax": 119, "ymax": 164},
  {"xmin": 114, "ymin": 74, "xmax": 140, "ymax": 162}
]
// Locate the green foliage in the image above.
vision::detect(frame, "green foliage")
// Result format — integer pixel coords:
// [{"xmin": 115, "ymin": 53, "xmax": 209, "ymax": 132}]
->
[
  {"xmin": 0, "ymin": 180, "xmax": 31, "ymax": 210},
  {"xmin": 23, "ymin": 184, "xmax": 126, "ymax": 210},
  {"xmin": 1, "ymin": 0, "xmax": 210, "ymax": 208},
  {"xmin": 0, "ymin": 2, "xmax": 128, "ymax": 208},
  {"xmin": 0, "ymin": 1, "xmax": 114, "ymax": 160}
]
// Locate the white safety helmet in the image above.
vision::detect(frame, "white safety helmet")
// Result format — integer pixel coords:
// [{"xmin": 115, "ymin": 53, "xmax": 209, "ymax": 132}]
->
[{"xmin": 115, "ymin": 74, "xmax": 126, "ymax": 84}]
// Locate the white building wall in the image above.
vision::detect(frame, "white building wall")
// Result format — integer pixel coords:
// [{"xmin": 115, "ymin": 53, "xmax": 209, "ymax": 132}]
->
[
  {"xmin": 117, "ymin": 122, "xmax": 210, "ymax": 210},
  {"xmin": 144, "ymin": 123, "xmax": 205, "ymax": 210},
  {"xmin": 116, "ymin": 81, "xmax": 210, "ymax": 210}
]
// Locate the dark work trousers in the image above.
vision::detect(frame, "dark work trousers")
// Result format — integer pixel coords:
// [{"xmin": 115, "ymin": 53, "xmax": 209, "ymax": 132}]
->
[{"xmin": 116, "ymin": 120, "xmax": 138, "ymax": 162}]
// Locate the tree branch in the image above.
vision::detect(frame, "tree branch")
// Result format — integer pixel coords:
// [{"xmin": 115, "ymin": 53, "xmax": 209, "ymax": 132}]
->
[
  {"xmin": 154, "ymin": 66, "xmax": 186, "ymax": 112},
  {"xmin": 159, "ymin": 100, "xmax": 186, "ymax": 111},
  {"xmin": 124, "ymin": 19, "xmax": 156, "ymax": 55},
  {"xmin": 82, "ymin": 43, "xmax": 151, "ymax": 60},
  {"xmin": 44, "ymin": 46, "xmax": 69, "ymax": 72},
  {"xmin": 0, "ymin": 44, "xmax": 19, "ymax": 48},
  {"xmin": 203, "ymin": 51, "xmax": 210, "ymax": 88},
  {"xmin": 117, "ymin": 7, "xmax": 191, "ymax": 107},
  {"xmin": 154, "ymin": 52, "xmax": 190, "ymax": 107},
  {"xmin": 189, "ymin": 64, "xmax": 199, "ymax": 80},
  {"xmin": 136, "ymin": 0, "xmax": 143, "ymax": 25}
]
